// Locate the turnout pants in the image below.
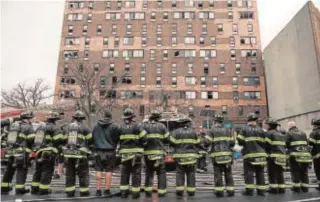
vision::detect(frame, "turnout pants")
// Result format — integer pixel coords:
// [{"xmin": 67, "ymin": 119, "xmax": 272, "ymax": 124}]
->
[
  {"xmin": 197, "ymin": 154, "xmax": 207, "ymax": 170},
  {"xmin": 144, "ymin": 157, "xmax": 167, "ymax": 195},
  {"xmin": 243, "ymin": 159, "xmax": 266, "ymax": 193},
  {"xmin": 31, "ymin": 155, "xmax": 56, "ymax": 194},
  {"xmin": 1, "ymin": 154, "xmax": 29, "ymax": 193},
  {"xmin": 267, "ymin": 158, "xmax": 285, "ymax": 192},
  {"xmin": 290, "ymin": 157, "xmax": 309, "ymax": 191},
  {"xmin": 65, "ymin": 158, "xmax": 90, "ymax": 194},
  {"xmin": 213, "ymin": 161, "xmax": 234, "ymax": 193},
  {"xmin": 314, "ymin": 158, "xmax": 320, "ymax": 189},
  {"xmin": 176, "ymin": 164, "xmax": 196, "ymax": 194},
  {"xmin": 120, "ymin": 158, "xmax": 142, "ymax": 196}
]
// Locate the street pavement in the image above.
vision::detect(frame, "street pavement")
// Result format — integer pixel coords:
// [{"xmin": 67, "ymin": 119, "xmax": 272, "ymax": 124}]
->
[{"xmin": 1, "ymin": 159, "xmax": 320, "ymax": 202}]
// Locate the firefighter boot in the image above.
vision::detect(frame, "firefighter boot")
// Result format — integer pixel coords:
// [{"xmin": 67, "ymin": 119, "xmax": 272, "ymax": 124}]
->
[
  {"xmin": 278, "ymin": 188, "xmax": 286, "ymax": 194},
  {"xmin": 121, "ymin": 190, "xmax": 129, "ymax": 198},
  {"xmin": 227, "ymin": 190, "xmax": 235, "ymax": 197},
  {"xmin": 176, "ymin": 191, "xmax": 183, "ymax": 197},
  {"xmin": 39, "ymin": 189, "xmax": 52, "ymax": 195},
  {"xmin": 215, "ymin": 191, "xmax": 224, "ymax": 198},
  {"xmin": 16, "ymin": 188, "xmax": 30, "ymax": 195},
  {"xmin": 257, "ymin": 190, "xmax": 265, "ymax": 196},
  {"xmin": 31, "ymin": 187, "xmax": 39, "ymax": 195},
  {"xmin": 1, "ymin": 187, "xmax": 11, "ymax": 195},
  {"xmin": 66, "ymin": 191, "xmax": 75, "ymax": 197},
  {"xmin": 242, "ymin": 189, "xmax": 254, "ymax": 196},
  {"xmin": 80, "ymin": 191, "xmax": 90, "ymax": 197}
]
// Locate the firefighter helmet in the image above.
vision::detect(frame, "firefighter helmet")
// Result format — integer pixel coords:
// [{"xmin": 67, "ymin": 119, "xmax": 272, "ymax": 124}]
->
[
  {"xmin": 214, "ymin": 113, "xmax": 224, "ymax": 123},
  {"xmin": 313, "ymin": 118, "xmax": 320, "ymax": 126},
  {"xmin": 122, "ymin": 108, "xmax": 135, "ymax": 119},
  {"xmin": 177, "ymin": 115, "xmax": 192, "ymax": 124},
  {"xmin": 72, "ymin": 110, "xmax": 86, "ymax": 119},
  {"xmin": 247, "ymin": 113, "xmax": 259, "ymax": 122},
  {"xmin": 266, "ymin": 117, "xmax": 279, "ymax": 125},
  {"xmin": 20, "ymin": 111, "xmax": 34, "ymax": 119},
  {"xmin": 47, "ymin": 111, "xmax": 60, "ymax": 120},
  {"xmin": 149, "ymin": 110, "xmax": 161, "ymax": 120}
]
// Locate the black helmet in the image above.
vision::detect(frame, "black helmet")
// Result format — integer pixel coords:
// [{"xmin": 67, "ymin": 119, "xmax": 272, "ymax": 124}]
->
[
  {"xmin": 47, "ymin": 111, "xmax": 60, "ymax": 120},
  {"xmin": 122, "ymin": 108, "xmax": 135, "ymax": 119},
  {"xmin": 103, "ymin": 110, "xmax": 112, "ymax": 119},
  {"xmin": 177, "ymin": 115, "xmax": 192, "ymax": 124},
  {"xmin": 247, "ymin": 113, "xmax": 259, "ymax": 122},
  {"xmin": 72, "ymin": 110, "xmax": 86, "ymax": 119},
  {"xmin": 20, "ymin": 111, "xmax": 34, "ymax": 119},
  {"xmin": 313, "ymin": 118, "xmax": 320, "ymax": 126},
  {"xmin": 149, "ymin": 110, "xmax": 161, "ymax": 120},
  {"xmin": 266, "ymin": 117, "xmax": 279, "ymax": 125},
  {"xmin": 214, "ymin": 113, "xmax": 224, "ymax": 123}
]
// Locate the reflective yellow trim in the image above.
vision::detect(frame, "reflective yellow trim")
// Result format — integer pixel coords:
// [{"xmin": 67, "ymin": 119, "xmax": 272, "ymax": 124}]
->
[
  {"xmin": 278, "ymin": 184, "xmax": 286, "ymax": 188},
  {"xmin": 251, "ymin": 161, "xmax": 266, "ymax": 165},
  {"xmin": 85, "ymin": 133, "xmax": 92, "ymax": 140},
  {"xmin": 144, "ymin": 187, "xmax": 153, "ymax": 192},
  {"xmin": 120, "ymin": 185, "xmax": 129, "ymax": 190},
  {"xmin": 170, "ymin": 136, "xmax": 177, "ymax": 143},
  {"xmin": 53, "ymin": 134, "xmax": 64, "ymax": 140},
  {"xmin": 292, "ymin": 183, "xmax": 300, "ymax": 187},
  {"xmin": 179, "ymin": 160, "xmax": 197, "ymax": 165},
  {"xmin": 271, "ymin": 141, "xmax": 286, "ymax": 146},
  {"xmin": 301, "ymin": 183, "xmax": 309, "ymax": 187},
  {"xmin": 237, "ymin": 134, "xmax": 245, "ymax": 140},
  {"xmin": 139, "ymin": 130, "xmax": 147, "ymax": 138},
  {"xmin": 290, "ymin": 152, "xmax": 311, "ymax": 157},
  {"xmin": 44, "ymin": 135, "xmax": 52, "ymax": 140},
  {"xmin": 309, "ymin": 138, "xmax": 316, "ymax": 143},
  {"xmin": 205, "ymin": 135, "xmax": 213, "ymax": 142},
  {"xmin": 158, "ymin": 189, "xmax": 167, "ymax": 194},
  {"xmin": 172, "ymin": 138, "xmax": 200, "ymax": 144},
  {"xmin": 265, "ymin": 137, "xmax": 272, "ymax": 144},
  {"xmin": 210, "ymin": 151, "xmax": 232, "ymax": 157},
  {"xmin": 66, "ymin": 186, "xmax": 76, "ymax": 191},
  {"xmin": 36, "ymin": 147, "xmax": 58, "ymax": 155},
  {"xmin": 214, "ymin": 137, "xmax": 232, "ymax": 142},
  {"xmin": 79, "ymin": 147, "xmax": 90, "ymax": 153},
  {"xmin": 19, "ymin": 133, "xmax": 27, "ymax": 139},
  {"xmin": 119, "ymin": 148, "xmax": 144, "ymax": 154},
  {"xmin": 270, "ymin": 184, "xmax": 278, "ymax": 188},
  {"xmin": 27, "ymin": 133, "xmax": 36, "ymax": 139},
  {"xmin": 64, "ymin": 155, "xmax": 85, "ymax": 158},
  {"xmin": 245, "ymin": 137, "xmax": 265, "ymax": 142},
  {"xmin": 147, "ymin": 134, "xmax": 165, "ymax": 139},
  {"xmin": 245, "ymin": 184, "xmax": 256, "ymax": 189},
  {"xmin": 1, "ymin": 182, "xmax": 9, "ymax": 187},
  {"xmin": 15, "ymin": 184, "xmax": 25, "ymax": 188},
  {"xmin": 164, "ymin": 132, "xmax": 170, "ymax": 138},
  {"xmin": 131, "ymin": 187, "xmax": 140, "ymax": 192},
  {"xmin": 80, "ymin": 187, "xmax": 89, "ymax": 192},
  {"xmin": 290, "ymin": 141, "xmax": 307, "ymax": 146},
  {"xmin": 40, "ymin": 184, "xmax": 49, "ymax": 189},
  {"xmin": 215, "ymin": 186, "xmax": 224, "ymax": 191},
  {"xmin": 257, "ymin": 185, "xmax": 267, "ymax": 190},
  {"xmin": 243, "ymin": 153, "xmax": 267, "ymax": 159},
  {"xmin": 120, "ymin": 134, "xmax": 139, "ymax": 140},
  {"xmin": 226, "ymin": 186, "xmax": 234, "ymax": 191},
  {"xmin": 31, "ymin": 182, "xmax": 40, "ymax": 187},
  {"xmin": 176, "ymin": 186, "xmax": 185, "ymax": 191},
  {"xmin": 144, "ymin": 150, "xmax": 164, "ymax": 155},
  {"xmin": 173, "ymin": 153, "xmax": 199, "ymax": 158},
  {"xmin": 186, "ymin": 187, "xmax": 196, "ymax": 192},
  {"xmin": 270, "ymin": 153, "xmax": 287, "ymax": 158}
]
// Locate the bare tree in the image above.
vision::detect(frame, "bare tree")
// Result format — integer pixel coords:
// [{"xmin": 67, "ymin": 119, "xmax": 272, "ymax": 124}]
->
[
  {"xmin": 1, "ymin": 78, "xmax": 51, "ymax": 109},
  {"xmin": 64, "ymin": 63, "xmax": 126, "ymax": 126}
]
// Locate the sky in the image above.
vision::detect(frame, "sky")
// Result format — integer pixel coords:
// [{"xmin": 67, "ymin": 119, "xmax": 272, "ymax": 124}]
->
[{"xmin": 1, "ymin": 0, "xmax": 320, "ymax": 96}]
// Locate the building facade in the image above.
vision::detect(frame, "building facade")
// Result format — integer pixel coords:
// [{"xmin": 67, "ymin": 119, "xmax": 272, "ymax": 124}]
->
[
  {"xmin": 54, "ymin": 0, "xmax": 267, "ymax": 130},
  {"xmin": 264, "ymin": 1, "xmax": 320, "ymax": 134}
]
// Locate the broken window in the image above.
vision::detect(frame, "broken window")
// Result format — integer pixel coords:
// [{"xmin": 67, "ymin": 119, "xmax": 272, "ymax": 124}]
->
[
  {"xmin": 64, "ymin": 50, "xmax": 79, "ymax": 59},
  {"xmin": 122, "ymin": 76, "xmax": 132, "ymax": 84},
  {"xmin": 60, "ymin": 77, "xmax": 76, "ymax": 85},
  {"xmin": 239, "ymin": 11, "xmax": 254, "ymax": 19}
]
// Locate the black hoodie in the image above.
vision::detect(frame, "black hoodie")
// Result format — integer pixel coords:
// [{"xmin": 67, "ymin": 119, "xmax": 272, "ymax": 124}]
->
[{"xmin": 92, "ymin": 118, "xmax": 120, "ymax": 150}]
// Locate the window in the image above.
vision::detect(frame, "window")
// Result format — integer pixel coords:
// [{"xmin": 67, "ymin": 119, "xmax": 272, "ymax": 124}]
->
[
  {"xmin": 85, "ymin": 37, "xmax": 90, "ymax": 46},
  {"xmin": 202, "ymin": 24, "xmax": 207, "ymax": 34},
  {"xmin": 120, "ymin": 91, "xmax": 143, "ymax": 99},
  {"xmin": 231, "ymin": 49, "xmax": 236, "ymax": 60},
  {"xmin": 97, "ymin": 25, "xmax": 102, "ymax": 34},
  {"xmin": 87, "ymin": 13, "xmax": 93, "ymax": 22},
  {"xmin": 122, "ymin": 76, "xmax": 132, "ymax": 84},
  {"xmin": 140, "ymin": 76, "xmax": 146, "ymax": 87},
  {"xmin": 106, "ymin": 1, "xmax": 111, "ymax": 9},
  {"xmin": 100, "ymin": 76, "xmax": 106, "ymax": 87},
  {"xmin": 88, "ymin": 1, "xmax": 94, "ymax": 9},
  {"xmin": 157, "ymin": 24, "xmax": 162, "ymax": 34},
  {"xmin": 201, "ymin": 91, "xmax": 218, "ymax": 99},
  {"xmin": 236, "ymin": 63, "xmax": 241, "ymax": 74},
  {"xmin": 248, "ymin": 23, "xmax": 253, "ymax": 33},
  {"xmin": 186, "ymin": 91, "xmax": 196, "ymax": 99},
  {"xmin": 163, "ymin": 50, "xmax": 168, "ymax": 59},
  {"xmin": 123, "ymin": 37, "xmax": 134, "ymax": 45},
  {"xmin": 185, "ymin": 76, "xmax": 196, "ymax": 85},
  {"xmin": 151, "ymin": 12, "xmax": 156, "ymax": 20},
  {"xmin": 156, "ymin": 63, "xmax": 162, "ymax": 74},
  {"xmin": 103, "ymin": 50, "xmax": 119, "ymax": 58},
  {"xmin": 232, "ymin": 24, "xmax": 238, "ymax": 34},
  {"xmin": 105, "ymin": 13, "xmax": 121, "ymax": 20},
  {"xmin": 141, "ymin": 24, "xmax": 147, "ymax": 35},
  {"xmin": 124, "ymin": 12, "xmax": 145, "ymax": 20},
  {"xmin": 117, "ymin": 1, "xmax": 122, "ymax": 9},
  {"xmin": 125, "ymin": 0, "xmax": 135, "ymax": 8},
  {"xmin": 82, "ymin": 25, "xmax": 88, "ymax": 35},
  {"xmin": 63, "ymin": 64, "xmax": 69, "ymax": 74},
  {"xmin": 60, "ymin": 77, "xmax": 76, "ymax": 85},
  {"xmin": 185, "ymin": 0, "xmax": 194, "ymax": 7},
  {"xmin": 112, "ymin": 24, "xmax": 117, "ymax": 34},
  {"xmin": 103, "ymin": 38, "xmax": 109, "ymax": 46},
  {"xmin": 157, "ymin": 0, "xmax": 162, "ymax": 9},
  {"xmin": 140, "ymin": 63, "xmax": 146, "ymax": 75},
  {"xmin": 184, "ymin": 36, "xmax": 196, "ymax": 44},
  {"xmin": 204, "ymin": 63, "xmax": 209, "ymax": 75},
  {"xmin": 172, "ymin": 23, "xmax": 177, "ymax": 34},
  {"xmin": 233, "ymin": 91, "xmax": 239, "ymax": 101},
  {"xmin": 59, "ymin": 90, "xmax": 75, "ymax": 99},
  {"xmin": 220, "ymin": 63, "xmax": 225, "ymax": 74},
  {"xmin": 125, "ymin": 63, "xmax": 130, "ymax": 72},
  {"xmin": 251, "ymin": 63, "xmax": 256, "ymax": 74},
  {"xmin": 222, "ymin": 105, "xmax": 228, "ymax": 114},
  {"xmin": 163, "ymin": 12, "xmax": 168, "ymax": 20},
  {"xmin": 227, "ymin": 0, "xmax": 232, "ymax": 7},
  {"xmin": 198, "ymin": 0, "xmax": 203, "ymax": 8},
  {"xmin": 143, "ymin": 0, "xmax": 148, "ymax": 9},
  {"xmin": 217, "ymin": 24, "xmax": 223, "ymax": 32},
  {"xmin": 109, "ymin": 63, "xmax": 115, "ymax": 74},
  {"xmin": 212, "ymin": 77, "xmax": 218, "ymax": 88},
  {"xmin": 243, "ymin": 77, "xmax": 260, "ymax": 86},
  {"xmin": 211, "ymin": 37, "xmax": 216, "ymax": 46},
  {"xmin": 238, "ymin": 0, "xmax": 253, "ymax": 8},
  {"xmin": 198, "ymin": 12, "xmax": 215, "ymax": 19},
  {"xmin": 156, "ymin": 37, "xmax": 162, "ymax": 46},
  {"xmin": 238, "ymin": 106, "xmax": 244, "ymax": 116},
  {"xmin": 232, "ymin": 77, "xmax": 238, "ymax": 88},
  {"xmin": 112, "ymin": 76, "xmax": 118, "ymax": 85},
  {"xmin": 123, "ymin": 50, "xmax": 144, "ymax": 58},
  {"xmin": 156, "ymin": 76, "xmax": 161, "ymax": 88},
  {"xmin": 244, "ymin": 91, "xmax": 261, "ymax": 100},
  {"xmin": 241, "ymin": 50, "xmax": 258, "ymax": 58},
  {"xmin": 173, "ymin": 12, "xmax": 195, "ymax": 19},
  {"xmin": 230, "ymin": 36, "xmax": 235, "ymax": 47},
  {"xmin": 84, "ymin": 50, "xmax": 89, "ymax": 58},
  {"xmin": 150, "ymin": 49, "xmax": 156, "ymax": 60},
  {"xmin": 174, "ymin": 50, "xmax": 196, "ymax": 57},
  {"xmin": 65, "ymin": 37, "xmax": 80, "ymax": 45},
  {"xmin": 69, "ymin": 1, "xmax": 84, "ymax": 9},
  {"xmin": 68, "ymin": 13, "xmax": 83, "ymax": 21},
  {"xmin": 172, "ymin": 77, "xmax": 177, "ymax": 88},
  {"xmin": 209, "ymin": 0, "xmax": 214, "ymax": 7},
  {"xmin": 187, "ymin": 24, "xmax": 192, "ymax": 34},
  {"xmin": 68, "ymin": 25, "xmax": 73, "ymax": 35},
  {"xmin": 200, "ymin": 50, "xmax": 217, "ymax": 58},
  {"xmin": 126, "ymin": 24, "xmax": 132, "ymax": 34},
  {"xmin": 142, "ymin": 37, "xmax": 147, "ymax": 46},
  {"xmin": 172, "ymin": 0, "xmax": 177, "ymax": 8},
  {"xmin": 228, "ymin": 11, "xmax": 233, "ymax": 19},
  {"xmin": 199, "ymin": 36, "xmax": 205, "ymax": 45},
  {"xmin": 240, "ymin": 11, "xmax": 254, "ymax": 19},
  {"xmin": 188, "ymin": 63, "xmax": 194, "ymax": 74},
  {"xmin": 114, "ymin": 37, "xmax": 120, "ymax": 47},
  {"xmin": 172, "ymin": 63, "xmax": 177, "ymax": 74},
  {"xmin": 200, "ymin": 77, "xmax": 206, "ymax": 87},
  {"xmin": 254, "ymin": 105, "xmax": 260, "ymax": 115},
  {"xmin": 172, "ymin": 37, "xmax": 177, "ymax": 46},
  {"xmin": 240, "ymin": 37, "xmax": 256, "ymax": 45},
  {"xmin": 64, "ymin": 50, "xmax": 78, "ymax": 59},
  {"xmin": 78, "ymin": 63, "xmax": 84, "ymax": 72}
]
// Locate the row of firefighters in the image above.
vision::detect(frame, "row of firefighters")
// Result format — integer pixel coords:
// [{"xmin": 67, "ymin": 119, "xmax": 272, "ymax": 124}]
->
[{"xmin": 1, "ymin": 109, "xmax": 320, "ymax": 198}]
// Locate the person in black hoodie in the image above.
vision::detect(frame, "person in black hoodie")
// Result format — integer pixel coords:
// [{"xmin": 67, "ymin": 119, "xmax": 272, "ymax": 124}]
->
[{"xmin": 92, "ymin": 110, "xmax": 120, "ymax": 196}]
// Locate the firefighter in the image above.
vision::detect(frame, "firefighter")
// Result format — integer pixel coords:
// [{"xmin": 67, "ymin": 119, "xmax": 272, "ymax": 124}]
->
[
  {"xmin": 143, "ymin": 110, "xmax": 169, "ymax": 197},
  {"xmin": 31, "ymin": 112, "xmax": 64, "ymax": 195},
  {"xmin": 265, "ymin": 118, "xmax": 287, "ymax": 194},
  {"xmin": 309, "ymin": 118, "xmax": 320, "ymax": 191},
  {"xmin": 1, "ymin": 111, "xmax": 35, "ymax": 195},
  {"xmin": 63, "ymin": 110, "xmax": 92, "ymax": 197},
  {"xmin": 54, "ymin": 111, "xmax": 67, "ymax": 179},
  {"xmin": 197, "ymin": 132, "xmax": 208, "ymax": 173},
  {"xmin": 286, "ymin": 121, "xmax": 312, "ymax": 193},
  {"xmin": 169, "ymin": 115, "xmax": 200, "ymax": 197},
  {"xmin": 237, "ymin": 113, "xmax": 267, "ymax": 196},
  {"xmin": 205, "ymin": 114, "xmax": 235, "ymax": 197},
  {"xmin": 119, "ymin": 108, "xmax": 147, "ymax": 199}
]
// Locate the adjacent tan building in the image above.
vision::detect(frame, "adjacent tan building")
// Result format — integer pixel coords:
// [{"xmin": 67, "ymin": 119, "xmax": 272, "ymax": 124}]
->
[{"xmin": 54, "ymin": 0, "xmax": 267, "ymax": 129}]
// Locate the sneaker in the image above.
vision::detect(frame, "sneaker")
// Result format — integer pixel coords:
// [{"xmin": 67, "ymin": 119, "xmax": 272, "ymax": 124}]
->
[
  {"xmin": 104, "ymin": 189, "xmax": 111, "ymax": 195},
  {"xmin": 96, "ymin": 190, "xmax": 102, "ymax": 196}
]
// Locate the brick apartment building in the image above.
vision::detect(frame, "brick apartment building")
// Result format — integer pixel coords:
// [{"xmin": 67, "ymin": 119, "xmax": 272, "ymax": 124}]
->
[{"xmin": 54, "ymin": 0, "xmax": 267, "ymax": 130}]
